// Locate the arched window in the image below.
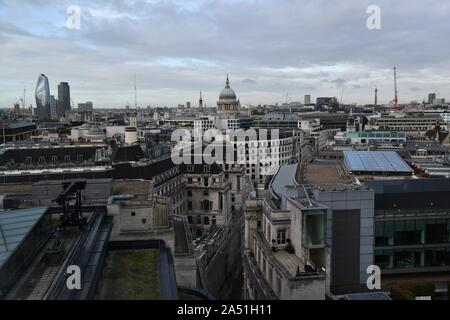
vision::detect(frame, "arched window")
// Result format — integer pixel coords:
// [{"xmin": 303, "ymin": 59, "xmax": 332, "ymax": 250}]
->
[
  {"xmin": 196, "ymin": 228, "xmax": 203, "ymax": 238},
  {"xmin": 202, "ymin": 200, "xmax": 211, "ymax": 211}
]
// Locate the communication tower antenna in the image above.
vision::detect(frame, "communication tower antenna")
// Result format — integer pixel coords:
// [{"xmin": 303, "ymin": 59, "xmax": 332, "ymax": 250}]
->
[
  {"xmin": 134, "ymin": 73, "xmax": 137, "ymax": 109},
  {"xmin": 393, "ymin": 67, "xmax": 398, "ymax": 109}
]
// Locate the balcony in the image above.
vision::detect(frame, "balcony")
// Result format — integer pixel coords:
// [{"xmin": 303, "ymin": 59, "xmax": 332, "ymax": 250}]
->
[{"xmin": 255, "ymin": 232, "xmax": 324, "ymax": 281}]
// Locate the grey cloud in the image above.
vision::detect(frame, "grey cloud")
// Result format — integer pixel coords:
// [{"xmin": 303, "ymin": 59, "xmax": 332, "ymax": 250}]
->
[
  {"xmin": 330, "ymin": 78, "xmax": 347, "ymax": 86},
  {"xmin": 242, "ymin": 79, "xmax": 257, "ymax": 85},
  {"xmin": 1, "ymin": 0, "xmax": 450, "ymax": 107}
]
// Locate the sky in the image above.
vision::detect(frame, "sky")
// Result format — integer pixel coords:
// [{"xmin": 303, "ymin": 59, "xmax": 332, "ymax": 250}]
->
[{"xmin": 1, "ymin": 0, "xmax": 450, "ymax": 108}]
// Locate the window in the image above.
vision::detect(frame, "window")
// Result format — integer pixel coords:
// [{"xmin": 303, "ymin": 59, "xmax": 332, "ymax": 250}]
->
[
  {"xmin": 25, "ymin": 157, "xmax": 32, "ymax": 164},
  {"xmin": 187, "ymin": 190, "xmax": 192, "ymax": 197},
  {"xmin": 204, "ymin": 165, "xmax": 210, "ymax": 172},
  {"xmin": 201, "ymin": 200, "xmax": 211, "ymax": 212},
  {"xmin": 38, "ymin": 156, "xmax": 45, "ymax": 164},
  {"xmin": 142, "ymin": 218, "xmax": 147, "ymax": 224},
  {"xmin": 203, "ymin": 190, "xmax": 209, "ymax": 196},
  {"xmin": 204, "ymin": 177, "xmax": 209, "ymax": 187},
  {"xmin": 188, "ymin": 201, "xmax": 193, "ymax": 210},
  {"xmin": 131, "ymin": 212, "xmax": 136, "ymax": 217},
  {"xmin": 212, "ymin": 216, "xmax": 216, "ymax": 225},
  {"xmin": 64, "ymin": 155, "xmax": 71, "ymax": 162},
  {"xmin": 277, "ymin": 229, "xmax": 287, "ymax": 245},
  {"xmin": 394, "ymin": 250, "xmax": 415, "ymax": 269},
  {"xmin": 52, "ymin": 156, "xmax": 58, "ymax": 163},
  {"xmin": 197, "ymin": 216, "xmax": 202, "ymax": 224},
  {"xmin": 77, "ymin": 154, "xmax": 84, "ymax": 162},
  {"xmin": 188, "ymin": 216, "xmax": 193, "ymax": 224},
  {"xmin": 204, "ymin": 216, "xmax": 210, "ymax": 225},
  {"xmin": 187, "ymin": 165, "xmax": 194, "ymax": 172},
  {"xmin": 375, "ymin": 250, "xmax": 393, "ymax": 269},
  {"xmin": 426, "ymin": 220, "xmax": 449, "ymax": 244},
  {"xmin": 375, "ymin": 221, "xmax": 394, "ymax": 247},
  {"xmin": 395, "ymin": 220, "xmax": 422, "ymax": 246}
]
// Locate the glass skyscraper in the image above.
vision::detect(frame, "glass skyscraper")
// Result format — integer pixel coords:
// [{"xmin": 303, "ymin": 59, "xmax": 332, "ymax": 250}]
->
[
  {"xmin": 35, "ymin": 74, "xmax": 51, "ymax": 120},
  {"xmin": 58, "ymin": 82, "xmax": 71, "ymax": 117}
]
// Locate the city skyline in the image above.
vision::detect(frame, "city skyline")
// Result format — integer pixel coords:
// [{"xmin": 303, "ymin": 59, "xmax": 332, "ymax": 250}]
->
[{"xmin": 1, "ymin": 0, "xmax": 450, "ymax": 108}]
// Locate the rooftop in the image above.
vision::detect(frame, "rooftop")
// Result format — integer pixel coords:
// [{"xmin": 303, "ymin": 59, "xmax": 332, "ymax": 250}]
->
[
  {"xmin": 273, "ymin": 249, "xmax": 306, "ymax": 278},
  {"xmin": 0, "ymin": 207, "xmax": 48, "ymax": 268},
  {"xmin": 1, "ymin": 122, "xmax": 37, "ymax": 130},
  {"xmin": 270, "ymin": 163, "xmax": 298, "ymax": 198},
  {"xmin": 297, "ymin": 162, "xmax": 356, "ymax": 191},
  {"xmin": 305, "ymin": 163, "xmax": 342, "ymax": 185},
  {"xmin": 344, "ymin": 151, "xmax": 413, "ymax": 174},
  {"xmin": 98, "ymin": 249, "xmax": 160, "ymax": 300}
]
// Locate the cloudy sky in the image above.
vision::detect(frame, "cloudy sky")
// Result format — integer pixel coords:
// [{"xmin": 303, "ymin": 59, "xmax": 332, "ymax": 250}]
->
[{"xmin": 1, "ymin": 0, "xmax": 450, "ymax": 108}]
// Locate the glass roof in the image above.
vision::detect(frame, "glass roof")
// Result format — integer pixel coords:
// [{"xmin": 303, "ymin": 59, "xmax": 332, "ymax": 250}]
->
[
  {"xmin": 344, "ymin": 151, "xmax": 413, "ymax": 173},
  {"xmin": 0, "ymin": 207, "xmax": 48, "ymax": 269}
]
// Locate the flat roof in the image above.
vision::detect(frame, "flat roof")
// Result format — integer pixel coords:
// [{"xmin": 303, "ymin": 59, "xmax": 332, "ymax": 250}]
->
[
  {"xmin": 0, "ymin": 166, "xmax": 112, "ymax": 176},
  {"xmin": 99, "ymin": 249, "xmax": 160, "ymax": 300},
  {"xmin": 270, "ymin": 164, "xmax": 298, "ymax": 198},
  {"xmin": 344, "ymin": 151, "xmax": 413, "ymax": 174},
  {"xmin": 296, "ymin": 162, "xmax": 358, "ymax": 191},
  {"xmin": 0, "ymin": 207, "xmax": 48, "ymax": 268},
  {"xmin": 2, "ymin": 122, "xmax": 36, "ymax": 129},
  {"xmin": 305, "ymin": 163, "xmax": 342, "ymax": 185}
]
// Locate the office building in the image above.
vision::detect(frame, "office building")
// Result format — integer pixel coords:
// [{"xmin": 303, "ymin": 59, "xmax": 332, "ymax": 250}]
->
[
  {"xmin": 316, "ymin": 97, "xmax": 339, "ymax": 110},
  {"xmin": 50, "ymin": 95, "xmax": 58, "ymax": 119},
  {"xmin": 78, "ymin": 101, "xmax": 94, "ymax": 122},
  {"xmin": 35, "ymin": 74, "xmax": 51, "ymax": 120},
  {"xmin": 57, "ymin": 82, "xmax": 71, "ymax": 116},
  {"xmin": 373, "ymin": 115, "xmax": 441, "ymax": 132},
  {"xmin": 304, "ymin": 95, "xmax": 312, "ymax": 105},
  {"xmin": 428, "ymin": 93, "xmax": 437, "ymax": 104}
]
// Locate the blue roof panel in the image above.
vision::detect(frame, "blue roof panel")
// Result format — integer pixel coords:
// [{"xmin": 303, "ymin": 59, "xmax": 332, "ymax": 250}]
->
[{"xmin": 344, "ymin": 151, "xmax": 413, "ymax": 173}]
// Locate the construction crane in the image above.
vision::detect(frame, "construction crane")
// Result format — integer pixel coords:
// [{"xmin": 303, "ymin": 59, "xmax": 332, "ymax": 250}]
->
[
  {"xmin": 393, "ymin": 67, "xmax": 399, "ymax": 109},
  {"xmin": 23, "ymin": 87, "xmax": 26, "ymax": 111}
]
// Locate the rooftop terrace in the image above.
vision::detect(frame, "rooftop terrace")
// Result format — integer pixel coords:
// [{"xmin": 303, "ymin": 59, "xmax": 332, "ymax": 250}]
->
[
  {"xmin": 99, "ymin": 249, "xmax": 160, "ymax": 300},
  {"xmin": 296, "ymin": 162, "xmax": 357, "ymax": 191}
]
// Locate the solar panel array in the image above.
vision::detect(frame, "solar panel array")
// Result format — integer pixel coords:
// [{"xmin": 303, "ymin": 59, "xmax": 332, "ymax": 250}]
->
[{"xmin": 344, "ymin": 151, "xmax": 413, "ymax": 173}]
